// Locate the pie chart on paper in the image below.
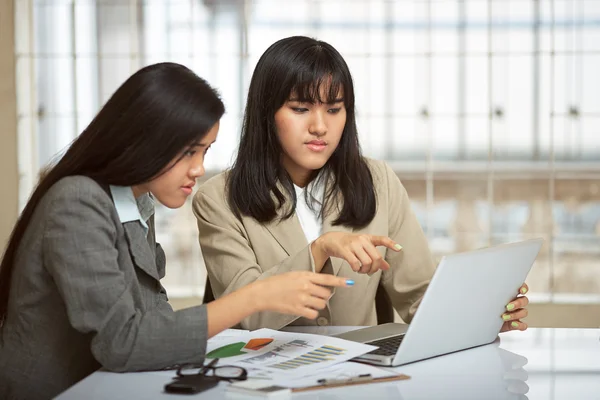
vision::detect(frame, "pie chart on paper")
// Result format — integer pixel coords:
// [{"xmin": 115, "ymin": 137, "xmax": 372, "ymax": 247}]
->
[
  {"xmin": 206, "ymin": 338, "xmax": 274, "ymax": 358},
  {"xmin": 244, "ymin": 338, "xmax": 273, "ymax": 351}
]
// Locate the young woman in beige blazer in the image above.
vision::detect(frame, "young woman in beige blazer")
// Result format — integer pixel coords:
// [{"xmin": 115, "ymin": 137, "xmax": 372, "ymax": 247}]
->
[
  {"xmin": 193, "ymin": 36, "xmax": 530, "ymax": 332},
  {"xmin": 0, "ymin": 63, "xmax": 351, "ymax": 400}
]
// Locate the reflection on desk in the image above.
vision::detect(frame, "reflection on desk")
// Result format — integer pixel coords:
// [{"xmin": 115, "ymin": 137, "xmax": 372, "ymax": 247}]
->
[
  {"xmin": 56, "ymin": 328, "xmax": 600, "ymax": 400},
  {"xmin": 292, "ymin": 340, "xmax": 528, "ymax": 400}
]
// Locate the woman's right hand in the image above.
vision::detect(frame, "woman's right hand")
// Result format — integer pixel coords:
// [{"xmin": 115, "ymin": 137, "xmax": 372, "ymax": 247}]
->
[
  {"xmin": 254, "ymin": 271, "xmax": 353, "ymax": 320},
  {"xmin": 311, "ymin": 232, "xmax": 402, "ymax": 275}
]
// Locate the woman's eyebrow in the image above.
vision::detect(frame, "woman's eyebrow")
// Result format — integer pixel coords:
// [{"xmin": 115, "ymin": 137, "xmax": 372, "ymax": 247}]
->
[
  {"xmin": 287, "ymin": 97, "xmax": 344, "ymax": 104},
  {"xmin": 190, "ymin": 139, "xmax": 216, "ymax": 148}
]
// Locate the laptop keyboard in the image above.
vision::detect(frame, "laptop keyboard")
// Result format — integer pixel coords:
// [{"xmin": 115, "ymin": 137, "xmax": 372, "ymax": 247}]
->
[{"xmin": 365, "ymin": 335, "xmax": 405, "ymax": 356}]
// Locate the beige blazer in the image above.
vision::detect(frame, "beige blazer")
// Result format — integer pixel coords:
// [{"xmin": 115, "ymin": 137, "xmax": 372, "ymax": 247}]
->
[{"xmin": 193, "ymin": 159, "xmax": 435, "ymax": 330}]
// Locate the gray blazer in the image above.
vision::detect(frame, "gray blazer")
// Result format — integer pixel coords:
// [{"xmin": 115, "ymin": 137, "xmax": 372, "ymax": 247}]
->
[{"xmin": 0, "ymin": 176, "xmax": 208, "ymax": 400}]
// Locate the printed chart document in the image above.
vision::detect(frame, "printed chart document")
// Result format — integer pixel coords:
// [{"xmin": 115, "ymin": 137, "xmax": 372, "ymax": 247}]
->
[{"xmin": 207, "ymin": 328, "xmax": 376, "ymax": 377}]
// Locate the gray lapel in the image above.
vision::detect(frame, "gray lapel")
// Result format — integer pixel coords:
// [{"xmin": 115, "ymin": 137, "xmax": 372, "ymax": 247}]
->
[
  {"xmin": 146, "ymin": 215, "xmax": 165, "ymax": 278},
  {"xmin": 123, "ymin": 221, "xmax": 160, "ymax": 281}
]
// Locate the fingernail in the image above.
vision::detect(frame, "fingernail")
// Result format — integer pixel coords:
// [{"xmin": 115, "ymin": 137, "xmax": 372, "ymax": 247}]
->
[
  {"xmin": 506, "ymin": 303, "xmax": 515, "ymax": 311},
  {"xmin": 394, "ymin": 244, "xmax": 403, "ymax": 251},
  {"xmin": 511, "ymin": 321, "xmax": 519, "ymax": 328},
  {"xmin": 346, "ymin": 280, "xmax": 355, "ymax": 286},
  {"xmin": 502, "ymin": 314, "xmax": 511, "ymax": 321},
  {"xmin": 520, "ymin": 287, "xmax": 528, "ymax": 294}
]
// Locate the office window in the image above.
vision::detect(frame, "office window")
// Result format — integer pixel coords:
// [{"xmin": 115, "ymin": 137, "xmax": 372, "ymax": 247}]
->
[{"xmin": 15, "ymin": 0, "xmax": 600, "ymax": 302}]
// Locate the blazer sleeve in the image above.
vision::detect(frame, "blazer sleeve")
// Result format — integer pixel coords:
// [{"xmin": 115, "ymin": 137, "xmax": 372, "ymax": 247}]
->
[
  {"xmin": 43, "ymin": 182, "xmax": 208, "ymax": 372},
  {"xmin": 380, "ymin": 162, "xmax": 436, "ymax": 323},
  {"xmin": 193, "ymin": 190, "xmax": 329, "ymax": 331}
]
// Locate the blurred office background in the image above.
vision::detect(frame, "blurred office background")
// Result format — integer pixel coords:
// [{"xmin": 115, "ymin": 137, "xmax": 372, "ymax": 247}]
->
[{"xmin": 1, "ymin": 0, "xmax": 599, "ymax": 326}]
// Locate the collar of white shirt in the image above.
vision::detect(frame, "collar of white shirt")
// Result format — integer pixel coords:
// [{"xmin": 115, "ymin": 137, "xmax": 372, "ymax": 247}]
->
[
  {"xmin": 294, "ymin": 178, "xmax": 325, "ymax": 215},
  {"xmin": 109, "ymin": 185, "xmax": 155, "ymax": 236}
]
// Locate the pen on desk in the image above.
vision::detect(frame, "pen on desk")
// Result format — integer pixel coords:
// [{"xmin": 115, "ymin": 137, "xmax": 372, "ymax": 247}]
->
[
  {"xmin": 293, "ymin": 373, "xmax": 410, "ymax": 393},
  {"xmin": 317, "ymin": 374, "xmax": 372, "ymax": 386}
]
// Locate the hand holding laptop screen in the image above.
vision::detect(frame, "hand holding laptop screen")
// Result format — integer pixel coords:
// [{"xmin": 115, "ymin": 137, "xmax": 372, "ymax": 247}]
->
[{"xmin": 499, "ymin": 283, "xmax": 529, "ymax": 332}]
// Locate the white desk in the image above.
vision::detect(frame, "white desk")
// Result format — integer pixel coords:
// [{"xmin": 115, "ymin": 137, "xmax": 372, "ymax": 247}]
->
[{"xmin": 56, "ymin": 327, "xmax": 600, "ymax": 400}]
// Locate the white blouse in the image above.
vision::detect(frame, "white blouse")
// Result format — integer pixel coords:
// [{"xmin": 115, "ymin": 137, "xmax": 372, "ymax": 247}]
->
[{"xmin": 294, "ymin": 181, "xmax": 324, "ymax": 243}]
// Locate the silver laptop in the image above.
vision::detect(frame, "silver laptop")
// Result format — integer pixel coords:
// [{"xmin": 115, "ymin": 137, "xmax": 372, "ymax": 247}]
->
[{"xmin": 334, "ymin": 238, "xmax": 543, "ymax": 367}]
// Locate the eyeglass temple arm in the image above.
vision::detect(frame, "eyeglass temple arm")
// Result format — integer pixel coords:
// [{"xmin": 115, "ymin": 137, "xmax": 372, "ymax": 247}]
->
[{"xmin": 200, "ymin": 358, "xmax": 219, "ymax": 374}]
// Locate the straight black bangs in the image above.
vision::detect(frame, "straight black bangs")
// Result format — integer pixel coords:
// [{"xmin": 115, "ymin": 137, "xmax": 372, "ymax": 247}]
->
[{"xmin": 277, "ymin": 46, "xmax": 354, "ymax": 109}]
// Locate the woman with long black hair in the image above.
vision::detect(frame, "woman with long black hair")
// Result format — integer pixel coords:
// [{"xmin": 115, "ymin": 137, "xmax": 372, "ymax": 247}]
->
[
  {"xmin": 0, "ymin": 62, "xmax": 352, "ymax": 399},
  {"xmin": 193, "ymin": 36, "xmax": 529, "ymax": 332}
]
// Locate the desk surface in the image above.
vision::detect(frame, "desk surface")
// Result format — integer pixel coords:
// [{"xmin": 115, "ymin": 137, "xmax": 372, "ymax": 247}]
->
[{"xmin": 57, "ymin": 327, "xmax": 600, "ymax": 400}]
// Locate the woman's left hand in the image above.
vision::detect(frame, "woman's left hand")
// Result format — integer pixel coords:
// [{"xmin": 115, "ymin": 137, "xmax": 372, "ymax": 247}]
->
[{"xmin": 500, "ymin": 283, "xmax": 529, "ymax": 332}]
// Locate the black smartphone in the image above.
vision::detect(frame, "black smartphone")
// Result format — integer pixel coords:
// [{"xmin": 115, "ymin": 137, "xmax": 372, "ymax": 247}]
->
[{"xmin": 164, "ymin": 376, "xmax": 220, "ymax": 395}]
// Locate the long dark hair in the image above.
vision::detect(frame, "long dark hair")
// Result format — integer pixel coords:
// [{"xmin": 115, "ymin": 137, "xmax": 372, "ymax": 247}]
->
[
  {"xmin": 227, "ymin": 36, "xmax": 376, "ymax": 227},
  {"xmin": 0, "ymin": 62, "xmax": 225, "ymax": 323}
]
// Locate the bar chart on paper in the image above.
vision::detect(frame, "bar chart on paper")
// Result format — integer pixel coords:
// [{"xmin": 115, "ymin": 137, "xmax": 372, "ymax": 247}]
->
[{"xmin": 270, "ymin": 345, "xmax": 347, "ymax": 370}]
